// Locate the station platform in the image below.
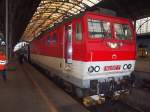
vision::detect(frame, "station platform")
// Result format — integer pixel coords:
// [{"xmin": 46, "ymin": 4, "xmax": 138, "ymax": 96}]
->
[
  {"xmin": 0, "ymin": 60, "xmax": 89, "ymax": 112},
  {"xmin": 135, "ymin": 57, "xmax": 150, "ymax": 73}
]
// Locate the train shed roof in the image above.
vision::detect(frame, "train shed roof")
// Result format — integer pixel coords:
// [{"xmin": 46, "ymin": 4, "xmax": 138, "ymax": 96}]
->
[
  {"xmin": 21, "ymin": 0, "xmax": 102, "ymax": 41},
  {"xmin": 89, "ymin": 0, "xmax": 150, "ymax": 20}
]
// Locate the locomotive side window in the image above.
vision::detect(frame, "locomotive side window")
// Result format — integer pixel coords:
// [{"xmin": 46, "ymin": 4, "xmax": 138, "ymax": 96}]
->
[
  {"xmin": 114, "ymin": 23, "xmax": 132, "ymax": 40},
  {"xmin": 47, "ymin": 36, "xmax": 51, "ymax": 46},
  {"xmin": 47, "ymin": 33, "xmax": 57, "ymax": 45},
  {"xmin": 53, "ymin": 33, "xmax": 57, "ymax": 43},
  {"xmin": 88, "ymin": 19, "xmax": 111, "ymax": 38},
  {"xmin": 76, "ymin": 23, "xmax": 82, "ymax": 41}
]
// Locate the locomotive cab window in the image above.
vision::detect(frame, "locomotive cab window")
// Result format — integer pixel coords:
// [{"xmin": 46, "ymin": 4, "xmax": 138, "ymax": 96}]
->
[
  {"xmin": 88, "ymin": 19, "xmax": 111, "ymax": 39},
  {"xmin": 114, "ymin": 23, "xmax": 132, "ymax": 40},
  {"xmin": 76, "ymin": 23, "xmax": 82, "ymax": 41}
]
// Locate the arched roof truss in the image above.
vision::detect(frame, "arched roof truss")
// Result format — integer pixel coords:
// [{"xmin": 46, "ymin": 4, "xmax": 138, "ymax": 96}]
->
[{"xmin": 22, "ymin": 0, "xmax": 101, "ymax": 41}]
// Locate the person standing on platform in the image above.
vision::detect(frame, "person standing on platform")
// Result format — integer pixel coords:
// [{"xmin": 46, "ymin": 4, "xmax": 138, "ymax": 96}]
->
[{"xmin": 0, "ymin": 49, "xmax": 7, "ymax": 82}]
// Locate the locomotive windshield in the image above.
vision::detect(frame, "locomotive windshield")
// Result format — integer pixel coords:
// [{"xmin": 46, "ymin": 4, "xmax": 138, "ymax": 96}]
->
[
  {"xmin": 114, "ymin": 23, "xmax": 132, "ymax": 40},
  {"xmin": 88, "ymin": 19, "xmax": 111, "ymax": 38}
]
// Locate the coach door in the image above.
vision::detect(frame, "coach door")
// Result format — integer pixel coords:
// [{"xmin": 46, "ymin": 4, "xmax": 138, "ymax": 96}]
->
[{"xmin": 65, "ymin": 24, "xmax": 73, "ymax": 64}]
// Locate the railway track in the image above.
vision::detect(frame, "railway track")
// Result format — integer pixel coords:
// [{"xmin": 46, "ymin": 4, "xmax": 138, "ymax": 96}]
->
[
  {"xmin": 87, "ymin": 100, "xmax": 144, "ymax": 112},
  {"xmin": 133, "ymin": 71, "xmax": 150, "ymax": 92},
  {"xmin": 141, "ymin": 79, "xmax": 150, "ymax": 91}
]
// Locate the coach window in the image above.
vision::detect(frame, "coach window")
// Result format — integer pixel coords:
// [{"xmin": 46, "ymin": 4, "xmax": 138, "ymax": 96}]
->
[
  {"xmin": 76, "ymin": 22, "xmax": 82, "ymax": 41},
  {"xmin": 88, "ymin": 19, "xmax": 111, "ymax": 38}
]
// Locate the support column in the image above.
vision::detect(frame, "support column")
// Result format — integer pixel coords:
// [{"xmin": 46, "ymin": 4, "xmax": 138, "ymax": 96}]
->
[
  {"xmin": 8, "ymin": 1, "xmax": 13, "ymax": 59},
  {"xmin": 5, "ymin": 0, "xmax": 9, "ymax": 60}
]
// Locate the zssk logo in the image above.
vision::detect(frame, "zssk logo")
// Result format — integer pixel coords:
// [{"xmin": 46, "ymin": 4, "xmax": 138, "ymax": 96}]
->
[{"xmin": 104, "ymin": 65, "xmax": 121, "ymax": 71}]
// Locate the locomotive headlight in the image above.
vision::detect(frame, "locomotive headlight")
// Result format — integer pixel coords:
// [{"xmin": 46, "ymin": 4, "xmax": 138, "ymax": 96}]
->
[
  {"xmin": 127, "ymin": 64, "xmax": 132, "ymax": 69},
  {"xmin": 88, "ymin": 66, "xmax": 94, "ymax": 73},
  {"xmin": 123, "ymin": 64, "xmax": 128, "ymax": 70},
  {"xmin": 107, "ymin": 42, "xmax": 118, "ymax": 49},
  {"xmin": 95, "ymin": 66, "xmax": 100, "ymax": 72}
]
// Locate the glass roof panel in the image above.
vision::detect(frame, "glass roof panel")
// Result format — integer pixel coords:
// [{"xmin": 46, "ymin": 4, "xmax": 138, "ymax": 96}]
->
[{"xmin": 21, "ymin": 0, "xmax": 102, "ymax": 41}]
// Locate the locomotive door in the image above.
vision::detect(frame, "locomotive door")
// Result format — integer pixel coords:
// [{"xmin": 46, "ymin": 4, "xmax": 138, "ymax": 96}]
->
[{"xmin": 65, "ymin": 24, "xmax": 73, "ymax": 64}]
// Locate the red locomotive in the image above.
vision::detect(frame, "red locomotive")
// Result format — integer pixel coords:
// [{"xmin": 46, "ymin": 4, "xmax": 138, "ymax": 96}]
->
[{"xmin": 29, "ymin": 12, "xmax": 136, "ymax": 105}]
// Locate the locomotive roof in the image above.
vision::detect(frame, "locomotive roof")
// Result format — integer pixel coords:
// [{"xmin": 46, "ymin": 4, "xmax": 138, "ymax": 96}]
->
[
  {"xmin": 32, "ymin": 11, "xmax": 132, "ymax": 42},
  {"xmin": 35, "ymin": 12, "xmax": 85, "ymax": 40},
  {"xmin": 33, "ymin": 12, "xmax": 88, "ymax": 41}
]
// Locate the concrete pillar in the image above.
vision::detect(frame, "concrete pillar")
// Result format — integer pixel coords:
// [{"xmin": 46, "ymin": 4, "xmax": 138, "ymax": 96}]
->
[
  {"xmin": 8, "ymin": 1, "xmax": 13, "ymax": 59},
  {"xmin": 5, "ymin": 0, "xmax": 13, "ymax": 59}
]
